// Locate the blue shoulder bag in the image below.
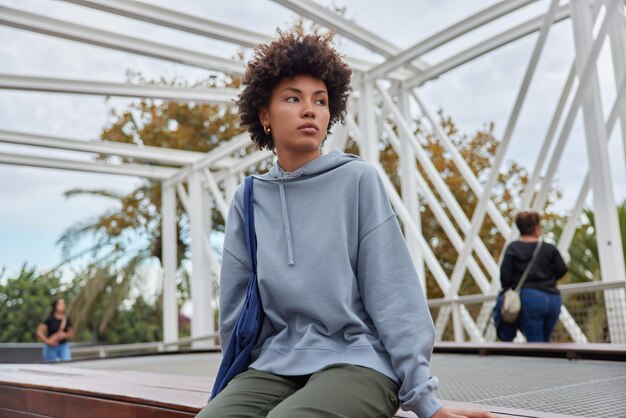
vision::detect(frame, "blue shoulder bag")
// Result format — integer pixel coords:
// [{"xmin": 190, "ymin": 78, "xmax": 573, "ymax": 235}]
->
[{"xmin": 210, "ymin": 176, "xmax": 264, "ymax": 399}]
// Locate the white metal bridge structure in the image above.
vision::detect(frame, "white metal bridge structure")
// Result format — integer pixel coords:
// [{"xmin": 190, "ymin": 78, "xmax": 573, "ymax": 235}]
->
[{"xmin": 1, "ymin": 0, "xmax": 625, "ymax": 348}]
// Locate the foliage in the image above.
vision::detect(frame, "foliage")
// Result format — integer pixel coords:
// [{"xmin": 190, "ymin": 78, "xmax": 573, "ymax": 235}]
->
[
  {"xmin": 0, "ymin": 263, "xmax": 165, "ymax": 344},
  {"xmin": 82, "ymin": 294, "xmax": 163, "ymax": 345},
  {"xmin": 0, "ymin": 265, "xmax": 67, "ymax": 342},
  {"xmin": 567, "ymin": 200, "xmax": 626, "ymax": 283}
]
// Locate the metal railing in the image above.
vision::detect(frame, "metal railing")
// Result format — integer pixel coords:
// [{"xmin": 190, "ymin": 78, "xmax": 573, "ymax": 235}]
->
[
  {"xmin": 70, "ymin": 333, "xmax": 220, "ymax": 361},
  {"xmin": 428, "ymin": 280, "xmax": 626, "ymax": 343}
]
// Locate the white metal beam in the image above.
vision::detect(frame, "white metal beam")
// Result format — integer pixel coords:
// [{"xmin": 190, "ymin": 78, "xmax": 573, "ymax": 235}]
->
[
  {"xmin": 609, "ymin": 8, "xmax": 626, "ymax": 175},
  {"xmin": 161, "ymin": 182, "xmax": 178, "ymax": 346},
  {"xmin": 0, "ymin": 151, "xmax": 178, "ymax": 179},
  {"xmin": 0, "ymin": 74, "xmax": 239, "ymax": 104},
  {"xmin": 397, "ymin": 90, "xmax": 424, "ymax": 289},
  {"xmin": 61, "ymin": 0, "xmax": 410, "ymax": 80},
  {"xmin": 271, "ymin": 0, "xmax": 401, "ymax": 56},
  {"xmin": 571, "ymin": 0, "xmax": 626, "ymax": 343},
  {"xmin": 0, "ymin": 129, "xmax": 204, "ymax": 165},
  {"xmin": 189, "ymin": 171, "xmax": 213, "ymax": 347},
  {"xmin": 364, "ymin": 0, "xmax": 535, "ymax": 82},
  {"xmin": 0, "ymin": 5, "xmax": 244, "ymax": 75},
  {"xmin": 62, "ymin": 0, "xmax": 274, "ymax": 48},
  {"xmin": 203, "ymin": 168, "xmax": 229, "ymax": 221},
  {"xmin": 165, "ymin": 133, "xmax": 252, "ymax": 186},
  {"xmin": 403, "ymin": 3, "xmax": 571, "ymax": 88},
  {"xmin": 558, "ymin": 71, "xmax": 626, "ymax": 255},
  {"xmin": 270, "ymin": 0, "xmax": 429, "ymax": 73}
]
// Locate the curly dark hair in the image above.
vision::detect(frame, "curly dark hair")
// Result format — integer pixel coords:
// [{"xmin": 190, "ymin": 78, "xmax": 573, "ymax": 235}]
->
[{"xmin": 236, "ymin": 31, "xmax": 352, "ymax": 151}]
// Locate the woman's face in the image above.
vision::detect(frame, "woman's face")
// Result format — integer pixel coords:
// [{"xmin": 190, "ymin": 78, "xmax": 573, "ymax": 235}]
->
[
  {"xmin": 258, "ymin": 74, "xmax": 330, "ymax": 156},
  {"xmin": 55, "ymin": 298, "xmax": 66, "ymax": 314}
]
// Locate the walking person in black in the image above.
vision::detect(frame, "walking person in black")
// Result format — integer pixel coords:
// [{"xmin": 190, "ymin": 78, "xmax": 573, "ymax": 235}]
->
[
  {"xmin": 36, "ymin": 297, "xmax": 73, "ymax": 361},
  {"xmin": 495, "ymin": 211, "xmax": 568, "ymax": 342}
]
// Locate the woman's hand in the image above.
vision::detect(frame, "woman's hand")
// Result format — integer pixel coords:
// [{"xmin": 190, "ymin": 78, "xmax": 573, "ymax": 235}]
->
[
  {"xmin": 46, "ymin": 332, "xmax": 63, "ymax": 346},
  {"xmin": 46, "ymin": 336, "xmax": 59, "ymax": 346},
  {"xmin": 432, "ymin": 405, "xmax": 499, "ymax": 418}
]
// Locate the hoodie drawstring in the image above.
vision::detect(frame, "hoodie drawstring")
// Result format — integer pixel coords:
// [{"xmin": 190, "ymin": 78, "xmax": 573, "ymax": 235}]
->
[
  {"xmin": 278, "ymin": 180, "xmax": 295, "ymax": 266},
  {"xmin": 254, "ymin": 151, "xmax": 359, "ymax": 266}
]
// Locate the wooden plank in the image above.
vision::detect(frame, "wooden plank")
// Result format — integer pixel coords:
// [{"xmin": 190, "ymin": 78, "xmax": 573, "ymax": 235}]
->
[
  {"xmin": 0, "ymin": 384, "xmax": 196, "ymax": 418},
  {"xmin": 0, "ymin": 406, "xmax": 51, "ymax": 418},
  {"xmin": 0, "ymin": 364, "xmax": 581, "ymax": 418},
  {"xmin": 0, "ymin": 365, "xmax": 211, "ymax": 412}
]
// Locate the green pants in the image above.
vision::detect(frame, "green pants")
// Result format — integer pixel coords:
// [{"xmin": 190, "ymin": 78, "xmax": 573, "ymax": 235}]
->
[{"xmin": 196, "ymin": 363, "xmax": 400, "ymax": 418}]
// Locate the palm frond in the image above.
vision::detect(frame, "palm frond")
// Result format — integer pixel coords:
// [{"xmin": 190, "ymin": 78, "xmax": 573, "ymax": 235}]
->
[{"xmin": 64, "ymin": 188, "xmax": 125, "ymax": 200}]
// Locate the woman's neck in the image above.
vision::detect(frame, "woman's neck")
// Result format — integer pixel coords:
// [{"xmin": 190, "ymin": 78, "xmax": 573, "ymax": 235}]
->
[
  {"xmin": 276, "ymin": 150, "xmax": 321, "ymax": 173},
  {"xmin": 519, "ymin": 235, "xmax": 540, "ymax": 242}
]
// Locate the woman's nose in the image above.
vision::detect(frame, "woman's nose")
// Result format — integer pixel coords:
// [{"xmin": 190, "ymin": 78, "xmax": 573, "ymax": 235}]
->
[{"xmin": 302, "ymin": 105, "xmax": 315, "ymax": 118}]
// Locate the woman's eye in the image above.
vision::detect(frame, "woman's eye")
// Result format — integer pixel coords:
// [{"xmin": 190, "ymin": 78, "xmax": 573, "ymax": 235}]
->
[
  {"xmin": 286, "ymin": 96, "xmax": 299, "ymax": 102},
  {"xmin": 315, "ymin": 99, "xmax": 327, "ymax": 105}
]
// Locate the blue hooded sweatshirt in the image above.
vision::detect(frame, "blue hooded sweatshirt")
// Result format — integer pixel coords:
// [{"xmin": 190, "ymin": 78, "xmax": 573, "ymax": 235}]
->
[{"xmin": 219, "ymin": 150, "xmax": 443, "ymax": 418}]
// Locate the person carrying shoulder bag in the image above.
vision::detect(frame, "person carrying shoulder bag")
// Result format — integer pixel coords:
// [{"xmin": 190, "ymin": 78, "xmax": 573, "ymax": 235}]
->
[{"xmin": 493, "ymin": 211, "xmax": 568, "ymax": 342}]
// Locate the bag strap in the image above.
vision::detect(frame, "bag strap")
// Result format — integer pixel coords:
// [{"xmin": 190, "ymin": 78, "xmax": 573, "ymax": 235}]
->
[
  {"xmin": 59, "ymin": 315, "xmax": 67, "ymax": 333},
  {"xmin": 243, "ymin": 176, "xmax": 257, "ymax": 274},
  {"xmin": 514, "ymin": 240, "xmax": 543, "ymax": 292}
]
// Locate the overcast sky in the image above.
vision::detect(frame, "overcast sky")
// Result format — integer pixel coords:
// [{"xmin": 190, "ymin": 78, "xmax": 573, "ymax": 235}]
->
[{"xmin": 0, "ymin": 0, "xmax": 624, "ymax": 279}]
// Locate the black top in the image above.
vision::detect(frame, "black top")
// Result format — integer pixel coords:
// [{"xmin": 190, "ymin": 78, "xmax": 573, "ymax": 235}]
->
[
  {"xmin": 500, "ymin": 240, "xmax": 568, "ymax": 295},
  {"xmin": 42, "ymin": 314, "xmax": 72, "ymax": 344}
]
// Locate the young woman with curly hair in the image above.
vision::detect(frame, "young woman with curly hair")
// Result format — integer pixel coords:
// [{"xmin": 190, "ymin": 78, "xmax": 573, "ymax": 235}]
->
[{"xmin": 196, "ymin": 31, "xmax": 496, "ymax": 418}]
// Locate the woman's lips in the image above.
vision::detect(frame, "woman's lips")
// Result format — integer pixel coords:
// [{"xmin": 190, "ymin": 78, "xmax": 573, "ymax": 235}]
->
[
  {"xmin": 298, "ymin": 127, "xmax": 318, "ymax": 134},
  {"xmin": 297, "ymin": 122, "xmax": 318, "ymax": 134}
]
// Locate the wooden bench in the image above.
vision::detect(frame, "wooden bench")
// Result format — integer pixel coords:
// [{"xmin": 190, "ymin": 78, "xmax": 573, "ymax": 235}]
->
[{"xmin": 0, "ymin": 364, "xmax": 575, "ymax": 417}]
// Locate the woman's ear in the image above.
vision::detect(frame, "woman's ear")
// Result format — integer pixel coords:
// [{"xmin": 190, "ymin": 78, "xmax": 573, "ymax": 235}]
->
[{"xmin": 258, "ymin": 107, "xmax": 269, "ymax": 127}]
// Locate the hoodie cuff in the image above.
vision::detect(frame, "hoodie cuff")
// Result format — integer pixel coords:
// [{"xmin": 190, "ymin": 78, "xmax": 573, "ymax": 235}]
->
[{"xmin": 413, "ymin": 391, "xmax": 444, "ymax": 418}]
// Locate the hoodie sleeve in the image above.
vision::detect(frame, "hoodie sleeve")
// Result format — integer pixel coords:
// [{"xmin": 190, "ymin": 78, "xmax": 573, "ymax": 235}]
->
[
  {"xmin": 218, "ymin": 184, "xmax": 252, "ymax": 353},
  {"xmin": 356, "ymin": 166, "xmax": 443, "ymax": 418},
  {"xmin": 500, "ymin": 246, "xmax": 516, "ymax": 291},
  {"xmin": 550, "ymin": 244, "xmax": 568, "ymax": 280}
]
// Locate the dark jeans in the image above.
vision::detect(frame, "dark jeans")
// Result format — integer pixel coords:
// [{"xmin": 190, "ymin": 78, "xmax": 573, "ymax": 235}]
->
[
  {"xmin": 493, "ymin": 288, "xmax": 561, "ymax": 342},
  {"xmin": 519, "ymin": 288, "xmax": 562, "ymax": 342}
]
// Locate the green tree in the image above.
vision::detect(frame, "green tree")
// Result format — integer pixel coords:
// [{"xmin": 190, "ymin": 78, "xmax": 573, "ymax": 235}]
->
[
  {"xmin": 568, "ymin": 200, "xmax": 626, "ymax": 283},
  {"xmin": 0, "ymin": 265, "xmax": 66, "ymax": 342}
]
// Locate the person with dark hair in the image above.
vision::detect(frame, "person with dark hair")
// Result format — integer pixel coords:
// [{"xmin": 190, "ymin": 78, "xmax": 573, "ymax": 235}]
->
[
  {"xmin": 494, "ymin": 211, "xmax": 568, "ymax": 342},
  {"xmin": 197, "ymin": 31, "xmax": 495, "ymax": 418},
  {"xmin": 36, "ymin": 297, "xmax": 73, "ymax": 362}
]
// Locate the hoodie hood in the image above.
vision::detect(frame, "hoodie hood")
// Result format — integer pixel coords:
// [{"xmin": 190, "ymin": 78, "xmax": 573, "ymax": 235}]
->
[
  {"xmin": 507, "ymin": 240, "xmax": 541, "ymax": 262},
  {"xmin": 251, "ymin": 150, "xmax": 361, "ymax": 265},
  {"xmin": 257, "ymin": 149, "xmax": 361, "ymax": 181}
]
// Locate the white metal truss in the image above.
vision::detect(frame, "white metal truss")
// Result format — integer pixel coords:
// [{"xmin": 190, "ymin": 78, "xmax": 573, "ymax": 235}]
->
[
  {"xmin": 0, "ymin": 129, "xmax": 205, "ymax": 165},
  {"xmin": 0, "ymin": 74, "xmax": 239, "ymax": 104},
  {"xmin": 0, "ymin": 0, "xmax": 625, "ymax": 346},
  {"xmin": 58, "ymin": 0, "xmax": 398, "ymax": 78},
  {"xmin": 0, "ymin": 5, "xmax": 245, "ymax": 74}
]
